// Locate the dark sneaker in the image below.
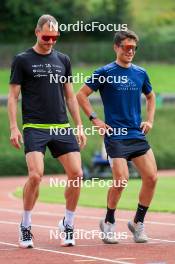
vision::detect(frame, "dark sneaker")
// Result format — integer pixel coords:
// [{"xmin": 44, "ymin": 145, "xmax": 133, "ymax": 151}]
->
[
  {"xmin": 58, "ymin": 218, "xmax": 75, "ymax": 246},
  {"xmin": 19, "ymin": 224, "xmax": 34, "ymax": 248}
]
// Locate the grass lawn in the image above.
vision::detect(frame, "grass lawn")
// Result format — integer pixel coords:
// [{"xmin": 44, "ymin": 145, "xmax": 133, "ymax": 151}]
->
[
  {"xmin": 0, "ymin": 105, "xmax": 175, "ymax": 175},
  {"xmin": 14, "ymin": 176, "xmax": 175, "ymax": 213},
  {"xmin": 1, "ymin": 63, "xmax": 175, "ymax": 95}
]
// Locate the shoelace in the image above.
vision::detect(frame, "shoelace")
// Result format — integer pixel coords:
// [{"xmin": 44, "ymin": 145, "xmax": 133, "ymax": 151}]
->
[
  {"xmin": 21, "ymin": 226, "xmax": 34, "ymax": 241},
  {"xmin": 105, "ymin": 222, "xmax": 115, "ymax": 233},
  {"xmin": 136, "ymin": 223, "xmax": 145, "ymax": 234},
  {"xmin": 65, "ymin": 227, "xmax": 73, "ymax": 240}
]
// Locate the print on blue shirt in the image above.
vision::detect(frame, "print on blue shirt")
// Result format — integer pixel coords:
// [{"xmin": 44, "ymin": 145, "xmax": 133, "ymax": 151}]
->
[{"xmin": 85, "ymin": 62, "xmax": 152, "ymax": 140}]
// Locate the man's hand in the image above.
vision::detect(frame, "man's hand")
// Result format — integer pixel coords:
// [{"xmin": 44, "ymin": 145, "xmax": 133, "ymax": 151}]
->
[
  {"xmin": 92, "ymin": 118, "xmax": 112, "ymax": 136},
  {"xmin": 140, "ymin": 121, "xmax": 153, "ymax": 134},
  {"xmin": 10, "ymin": 127, "xmax": 23, "ymax": 149},
  {"xmin": 76, "ymin": 126, "xmax": 87, "ymax": 149}
]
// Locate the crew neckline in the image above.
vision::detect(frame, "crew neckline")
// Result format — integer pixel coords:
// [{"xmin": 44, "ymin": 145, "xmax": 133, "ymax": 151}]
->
[
  {"xmin": 114, "ymin": 61, "xmax": 132, "ymax": 70},
  {"xmin": 31, "ymin": 47, "xmax": 53, "ymax": 57}
]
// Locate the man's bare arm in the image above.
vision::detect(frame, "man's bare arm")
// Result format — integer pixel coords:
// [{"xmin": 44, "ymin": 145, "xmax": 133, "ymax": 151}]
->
[
  {"xmin": 76, "ymin": 84, "xmax": 95, "ymax": 117},
  {"xmin": 140, "ymin": 91, "xmax": 156, "ymax": 134},
  {"xmin": 76, "ymin": 84, "xmax": 112, "ymax": 132},
  {"xmin": 64, "ymin": 82, "xmax": 83, "ymax": 126},
  {"xmin": 64, "ymin": 82, "xmax": 86, "ymax": 148},
  {"xmin": 8, "ymin": 84, "xmax": 23, "ymax": 149}
]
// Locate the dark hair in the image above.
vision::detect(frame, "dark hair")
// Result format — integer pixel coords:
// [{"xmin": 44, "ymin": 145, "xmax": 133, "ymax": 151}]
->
[
  {"xmin": 36, "ymin": 14, "xmax": 58, "ymax": 30},
  {"xmin": 114, "ymin": 30, "xmax": 139, "ymax": 45}
]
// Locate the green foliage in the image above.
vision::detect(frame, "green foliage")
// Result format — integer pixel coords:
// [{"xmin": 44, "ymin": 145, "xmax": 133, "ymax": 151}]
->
[
  {"xmin": 1, "ymin": 63, "xmax": 175, "ymax": 95},
  {"xmin": 0, "ymin": 0, "xmax": 132, "ymax": 42},
  {"xmin": 0, "ymin": 105, "xmax": 175, "ymax": 176},
  {"xmin": 0, "ymin": 1, "xmax": 175, "ymax": 63},
  {"xmin": 14, "ymin": 176, "xmax": 175, "ymax": 212},
  {"xmin": 132, "ymin": 0, "xmax": 175, "ymax": 30}
]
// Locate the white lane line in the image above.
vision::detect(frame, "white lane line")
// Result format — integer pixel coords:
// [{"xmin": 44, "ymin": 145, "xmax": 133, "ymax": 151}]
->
[
  {"xmin": 0, "ymin": 241, "xmax": 135, "ymax": 264},
  {"xmin": 0, "ymin": 242, "xmax": 18, "ymax": 247},
  {"xmin": 74, "ymin": 260, "xmax": 97, "ymax": 262},
  {"xmin": 0, "ymin": 220, "xmax": 175, "ymax": 244},
  {"xmin": 0, "ymin": 248, "xmax": 17, "ymax": 251},
  {"xmin": 0, "ymin": 208, "xmax": 174, "ymax": 227},
  {"xmin": 76, "ymin": 241, "xmax": 158, "ymax": 246},
  {"xmin": 149, "ymin": 237, "xmax": 175, "ymax": 243},
  {"xmin": 0, "ymin": 220, "xmax": 55, "ymax": 229},
  {"xmin": 115, "ymin": 259, "xmax": 136, "ymax": 261}
]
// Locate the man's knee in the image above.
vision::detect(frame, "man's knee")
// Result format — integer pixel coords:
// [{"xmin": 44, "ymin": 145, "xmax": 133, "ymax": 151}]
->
[
  {"xmin": 68, "ymin": 168, "xmax": 83, "ymax": 181},
  {"xmin": 28, "ymin": 171, "xmax": 42, "ymax": 186},
  {"xmin": 143, "ymin": 171, "xmax": 157, "ymax": 189},
  {"xmin": 113, "ymin": 171, "xmax": 129, "ymax": 192}
]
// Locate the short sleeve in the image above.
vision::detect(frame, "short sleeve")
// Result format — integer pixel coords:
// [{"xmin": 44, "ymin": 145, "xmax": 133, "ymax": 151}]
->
[
  {"xmin": 85, "ymin": 67, "xmax": 105, "ymax": 92},
  {"xmin": 64, "ymin": 55, "xmax": 72, "ymax": 83},
  {"xmin": 142, "ymin": 71, "xmax": 152, "ymax": 95},
  {"xmin": 9, "ymin": 55, "xmax": 24, "ymax": 85}
]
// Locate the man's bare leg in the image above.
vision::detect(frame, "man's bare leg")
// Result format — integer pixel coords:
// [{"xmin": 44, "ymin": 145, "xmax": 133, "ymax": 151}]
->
[
  {"xmin": 132, "ymin": 149, "xmax": 157, "ymax": 220},
  {"xmin": 100, "ymin": 158, "xmax": 129, "ymax": 244},
  {"xmin": 107, "ymin": 158, "xmax": 129, "ymax": 210},
  {"xmin": 19, "ymin": 151, "xmax": 44, "ymax": 248},
  {"xmin": 57, "ymin": 151, "xmax": 82, "ymax": 246},
  {"xmin": 22, "ymin": 151, "xmax": 44, "ymax": 226},
  {"xmin": 58, "ymin": 151, "xmax": 82, "ymax": 226},
  {"xmin": 128, "ymin": 149, "xmax": 157, "ymax": 242},
  {"xmin": 132, "ymin": 149, "xmax": 157, "ymax": 207}
]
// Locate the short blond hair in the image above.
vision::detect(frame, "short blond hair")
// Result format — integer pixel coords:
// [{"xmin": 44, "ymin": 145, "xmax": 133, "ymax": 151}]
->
[{"xmin": 36, "ymin": 14, "xmax": 58, "ymax": 30}]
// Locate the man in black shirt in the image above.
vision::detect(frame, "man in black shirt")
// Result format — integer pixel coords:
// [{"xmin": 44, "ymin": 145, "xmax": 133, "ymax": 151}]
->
[{"xmin": 8, "ymin": 14, "xmax": 86, "ymax": 248}]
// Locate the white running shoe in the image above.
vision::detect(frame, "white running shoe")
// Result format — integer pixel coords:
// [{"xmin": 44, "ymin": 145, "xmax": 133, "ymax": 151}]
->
[
  {"xmin": 99, "ymin": 219, "xmax": 118, "ymax": 244},
  {"xmin": 128, "ymin": 221, "xmax": 148, "ymax": 243},
  {"xmin": 58, "ymin": 218, "xmax": 75, "ymax": 246},
  {"xmin": 19, "ymin": 223, "xmax": 34, "ymax": 248}
]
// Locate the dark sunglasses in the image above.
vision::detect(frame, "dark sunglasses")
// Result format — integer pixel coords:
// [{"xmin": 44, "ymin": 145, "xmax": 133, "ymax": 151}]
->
[
  {"xmin": 119, "ymin": 44, "xmax": 138, "ymax": 52},
  {"xmin": 41, "ymin": 35, "xmax": 58, "ymax": 42}
]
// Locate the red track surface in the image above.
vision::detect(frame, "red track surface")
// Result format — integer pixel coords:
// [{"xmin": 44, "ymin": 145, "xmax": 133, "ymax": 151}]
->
[{"xmin": 0, "ymin": 176, "xmax": 175, "ymax": 264}]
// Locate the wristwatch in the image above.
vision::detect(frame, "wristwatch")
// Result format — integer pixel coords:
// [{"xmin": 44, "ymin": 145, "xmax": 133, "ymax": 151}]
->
[{"xmin": 89, "ymin": 112, "xmax": 97, "ymax": 121}]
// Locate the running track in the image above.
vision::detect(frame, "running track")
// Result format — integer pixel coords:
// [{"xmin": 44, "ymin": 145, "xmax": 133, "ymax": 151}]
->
[{"xmin": 0, "ymin": 176, "xmax": 175, "ymax": 264}]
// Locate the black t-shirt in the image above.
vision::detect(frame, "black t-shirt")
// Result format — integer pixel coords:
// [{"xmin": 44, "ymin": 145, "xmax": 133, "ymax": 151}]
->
[{"xmin": 10, "ymin": 48, "xmax": 72, "ymax": 125}]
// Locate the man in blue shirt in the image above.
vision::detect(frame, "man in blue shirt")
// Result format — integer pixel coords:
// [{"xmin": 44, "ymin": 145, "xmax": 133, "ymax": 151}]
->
[{"xmin": 77, "ymin": 30, "xmax": 157, "ymax": 243}]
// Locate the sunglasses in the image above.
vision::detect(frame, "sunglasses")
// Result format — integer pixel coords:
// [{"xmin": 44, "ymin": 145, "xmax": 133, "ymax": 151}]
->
[
  {"xmin": 119, "ymin": 44, "xmax": 138, "ymax": 52},
  {"xmin": 41, "ymin": 35, "xmax": 58, "ymax": 42}
]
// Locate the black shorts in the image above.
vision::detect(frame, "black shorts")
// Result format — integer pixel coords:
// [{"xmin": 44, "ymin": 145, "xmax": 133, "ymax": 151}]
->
[
  {"xmin": 104, "ymin": 137, "xmax": 150, "ymax": 161},
  {"xmin": 23, "ymin": 128, "xmax": 80, "ymax": 158}
]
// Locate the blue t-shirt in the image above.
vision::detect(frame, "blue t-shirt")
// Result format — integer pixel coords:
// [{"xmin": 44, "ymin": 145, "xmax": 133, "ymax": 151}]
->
[{"xmin": 85, "ymin": 62, "xmax": 152, "ymax": 140}]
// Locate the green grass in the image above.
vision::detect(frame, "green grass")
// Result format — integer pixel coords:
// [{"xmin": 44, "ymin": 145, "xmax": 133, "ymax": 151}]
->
[
  {"xmin": 1, "ymin": 63, "xmax": 175, "ymax": 95},
  {"xmin": 14, "ymin": 176, "xmax": 175, "ymax": 213},
  {"xmin": 0, "ymin": 105, "xmax": 175, "ymax": 175}
]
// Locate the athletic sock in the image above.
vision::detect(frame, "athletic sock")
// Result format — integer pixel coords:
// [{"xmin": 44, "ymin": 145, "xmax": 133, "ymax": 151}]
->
[
  {"xmin": 22, "ymin": 210, "xmax": 32, "ymax": 228},
  {"xmin": 64, "ymin": 209, "xmax": 75, "ymax": 227},
  {"xmin": 105, "ymin": 207, "xmax": 116, "ymax": 224},
  {"xmin": 134, "ymin": 203, "xmax": 149, "ymax": 223}
]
